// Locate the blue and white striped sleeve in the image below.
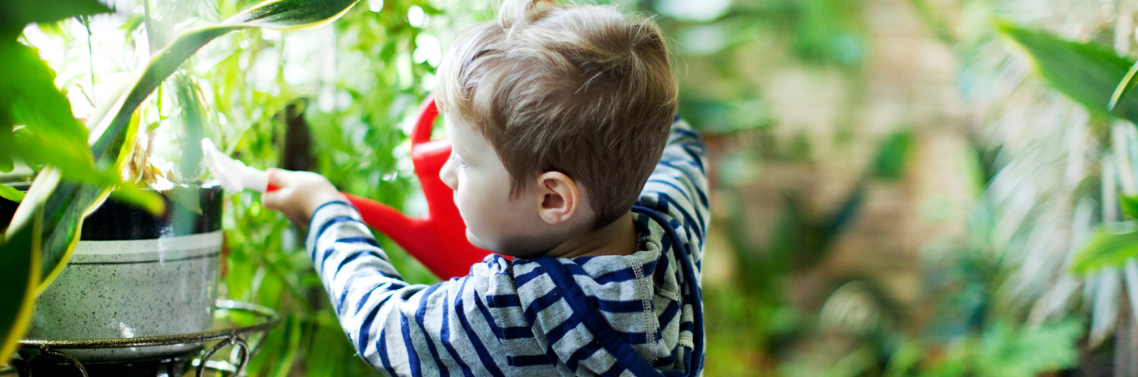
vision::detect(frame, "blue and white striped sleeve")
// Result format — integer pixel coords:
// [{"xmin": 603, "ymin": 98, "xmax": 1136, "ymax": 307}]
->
[
  {"xmin": 304, "ymin": 201, "xmax": 515, "ymax": 376},
  {"xmin": 638, "ymin": 118, "xmax": 710, "ymax": 277}
]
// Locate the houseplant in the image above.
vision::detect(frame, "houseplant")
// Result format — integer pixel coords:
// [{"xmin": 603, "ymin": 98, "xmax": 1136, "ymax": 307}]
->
[{"xmin": 0, "ymin": 0, "xmax": 363, "ymax": 368}]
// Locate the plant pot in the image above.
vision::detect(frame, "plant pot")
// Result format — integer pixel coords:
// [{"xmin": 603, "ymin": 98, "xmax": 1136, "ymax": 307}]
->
[{"xmin": 6, "ymin": 182, "xmax": 224, "ymax": 362}]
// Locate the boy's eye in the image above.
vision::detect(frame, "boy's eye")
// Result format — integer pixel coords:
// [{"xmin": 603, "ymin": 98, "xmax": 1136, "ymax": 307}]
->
[{"xmin": 451, "ymin": 152, "xmax": 468, "ymax": 168}]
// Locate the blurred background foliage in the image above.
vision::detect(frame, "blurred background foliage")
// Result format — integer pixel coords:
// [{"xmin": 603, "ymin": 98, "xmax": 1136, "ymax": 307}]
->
[{"xmin": 16, "ymin": 0, "xmax": 1138, "ymax": 375}]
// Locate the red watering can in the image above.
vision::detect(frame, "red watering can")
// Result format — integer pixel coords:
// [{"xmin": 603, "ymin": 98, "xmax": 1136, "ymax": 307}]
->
[
  {"xmin": 261, "ymin": 96, "xmax": 493, "ymax": 279},
  {"xmin": 342, "ymin": 96, "xmax": 495, "ymax": 280},
  {"xmin": 342, "ymin": 96, "xmax": 494, "ymax": 280}
]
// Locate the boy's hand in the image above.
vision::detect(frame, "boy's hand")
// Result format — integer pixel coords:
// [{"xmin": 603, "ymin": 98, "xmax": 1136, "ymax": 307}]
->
[{"xmin": 262, "ymin": 168, "xmax": 347, "ymax": 225}]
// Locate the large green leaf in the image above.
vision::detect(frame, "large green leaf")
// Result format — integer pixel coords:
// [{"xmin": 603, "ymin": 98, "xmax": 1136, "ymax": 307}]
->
[
  {"xmin": 0, "ymin": 0, "xmax": 112, "ymax": 37},
  {"xmin": 1, "ymin": 40, "xmax": 100, "ymax": 175},
  {"xmin": 0, "ymin": 39, "xmax": 162, "ymax": 211},
  {"xmin": 0, "ymin": 170, "xmax": 46, "ymax": 365},
  {"xmin": 29, "ymin": 0, "xmax": 361, "ymax": 291},
  {"xmin": 1070, "ymin": 225, "xmax": 1138, "ymax": 275},
  {"xmin": 0, "ymin": 184, "xmax": 23, "ymax": 203},
  {"xmin": 225, "ymin": 0, "xmax": 359, "ymax": 30},
  {"xmin": 995, "ymin": 21, "xmax": 1138, "ymax": 124}
]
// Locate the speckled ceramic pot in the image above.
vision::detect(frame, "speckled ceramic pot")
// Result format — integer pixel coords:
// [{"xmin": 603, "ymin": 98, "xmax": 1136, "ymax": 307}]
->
[{"xmin": 22, "ymin": 182, "xmax": 224, "ymax": 362}]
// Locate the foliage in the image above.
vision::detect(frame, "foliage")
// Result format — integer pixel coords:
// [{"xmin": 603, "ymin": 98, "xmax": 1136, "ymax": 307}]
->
[
  {"xmin": 0, "ymin": 0, "xmax": 162, "ymax": 215},
  {"xmin": 1122, "ymin": 195, "xmax": 1138, "ymax": 220},
  {"xmin": 996, "ymin": 22, "xmax": 1138, "ymax": 280},
  {"xmin": 0, "ymin": 0, "xmax": 144, "ymax": 366},
  {"xmin": 916, "ymin": 200, "xmax": 1083, "ymax": 377},
  {"xmin": 0, "ymin": 185, "xmax": 23, "ymax": 203},
  {"xmin": 1, "ymin": 0, "xmax": 372, "ymax": 370},
  {"xmin": 995, "ymin": 21, "xmax": 1138, "ymax": 124},
  {"xmin": 27, "ymin": 0, "xmax": 362, "ymax": 294},
  {"xmin": 3, "ymin": 0, "xmax": 365, "ymax": 322},
  {"xmin": 778, "ymin": 197, "xmax": 1084, "ymax": 377},
  {"xmin": 1071, "ymin": 225, "xmax": 1138, "ymax": 275},
  {"xmin": 915, "ymin": 319, "xmax": 1083, "ymax": 377},
  {"xmin": 872, "ymin": 130, "xmax": 914, "ymax": 181},
  {"xmin": 0, "ymin": 178, "xmax": 43, "ymax": 365},
  {"xmin": 646, "ymin": 0, "xmax": 866, "ymax": 135}
]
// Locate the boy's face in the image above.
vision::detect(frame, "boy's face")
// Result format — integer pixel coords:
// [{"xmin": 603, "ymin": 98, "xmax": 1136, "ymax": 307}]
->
[{"xmin": 439, "ymin": 117, "xmax": 548, "ymax": 256}]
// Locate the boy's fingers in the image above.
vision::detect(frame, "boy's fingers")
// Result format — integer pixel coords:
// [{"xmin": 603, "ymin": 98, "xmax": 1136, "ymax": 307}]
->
[
  {"xmin": 266, "ymin": 168, "xmax": 286, "ymax": 187},
  {"xmin": 261, "ymin": 189, "xmax": 282, "ymax": 210},
  {"xmin": 262, "ymin": 168, "xmax": 283, "ymax": 210}
]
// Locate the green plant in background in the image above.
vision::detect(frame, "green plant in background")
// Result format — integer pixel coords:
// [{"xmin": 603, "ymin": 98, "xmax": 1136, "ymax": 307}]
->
[
  {"xmin": 703, "ymin": 128, "xmax": 918, "ymax": 375},
  {"xmin": 909, "ymin": 319, "xmax": 1083, "ymax": 377},
  {"xmin": 911, "ymin": 198, "xmax": 1086, "ymax": 377},
  {"xmin": 638, "ymin": 0, "xmax": 891, "ymax": 374},
  {"xmin": 994, "ymin": 21, "xmax": 1138, "ymax": 276},
  {"xmin": 904, "ymin": 2, "xmax": 1138, "ymax": 372},
  {"xmin": 646, "ymin": 0, "xmax": 866, "ymax": 135},
  {"xmin": 996, "ymin": 21, "xmax": 1138, "ymax": 123},
  {"xmin": 995, "ymin": 19, "xmax": 1138, "ymax": 308}
]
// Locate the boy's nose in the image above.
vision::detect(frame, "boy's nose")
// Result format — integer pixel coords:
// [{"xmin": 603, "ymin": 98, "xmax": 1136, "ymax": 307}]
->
[{"xmin": 440, "ymin": 154, "xmax": 458, "ymax": 190}]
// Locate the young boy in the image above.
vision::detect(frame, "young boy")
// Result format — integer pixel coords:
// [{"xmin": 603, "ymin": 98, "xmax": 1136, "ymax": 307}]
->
[{"xmin": 262, "ymin": 0, "xmax": 708, "ymax": 375}]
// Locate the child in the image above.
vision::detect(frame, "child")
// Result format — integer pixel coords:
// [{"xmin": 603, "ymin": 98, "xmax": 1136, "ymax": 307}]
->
[{"xmin": 262, "ymin": 0, "xmax": 708, "ymax": 375}]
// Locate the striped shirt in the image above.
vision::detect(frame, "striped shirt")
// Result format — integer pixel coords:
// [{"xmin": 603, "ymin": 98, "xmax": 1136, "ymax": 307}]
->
[{"xmin": 306, "ymin": 118, "xmax": 708, "ymax": 376}]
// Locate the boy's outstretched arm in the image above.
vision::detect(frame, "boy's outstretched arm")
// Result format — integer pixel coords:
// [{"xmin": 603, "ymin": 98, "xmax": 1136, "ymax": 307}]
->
[
  {"xmin": 638, "ymin": 118, "xmax": 710, "ymax": 277},
  {"xmin": 263, "ymin": 170, "xmax": 518, "ymax": 376}
]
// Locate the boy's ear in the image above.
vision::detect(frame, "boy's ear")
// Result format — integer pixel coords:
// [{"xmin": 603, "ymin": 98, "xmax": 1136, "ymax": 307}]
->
[{"xmin": 535, "ymin": 171, "xmax": 579, "ymax": 226}]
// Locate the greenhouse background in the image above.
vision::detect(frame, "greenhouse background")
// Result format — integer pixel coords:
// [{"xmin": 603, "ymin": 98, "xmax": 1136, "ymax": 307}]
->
[{"xmin": 3, "ymin": 0, "xmax": 1138, "ymax": 375}]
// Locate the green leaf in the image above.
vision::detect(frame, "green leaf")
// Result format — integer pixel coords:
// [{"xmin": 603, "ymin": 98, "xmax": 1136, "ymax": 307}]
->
[
  {"xmin": 995, "ymin": 21, "xmax": 1138, "ymax": 124},
  {"xmin": 173, "ymin": 75, "xmax": 206, "ymax": 181},
  {"xmin": 0, "ymin": 40, "xmax": 91, "ymax": 170},
  {"xmin": 0, "ymin": 39, "xmax": 163, "ymax": 213},
  {"xmin": 87, "ymin": 0, "xmax": 364, "ymax": 166},
  {"xmin": 975, "ymin": 319, "xmax": 1082, "ymax": 376},
  {"xmin": 0, "ymin": 0, "xmax": 112, "ymax": 37},
  {"xmin": 226, "ymin": 0, "xmax": 360, "ymax": 30},
  {"xmin": 0, "ymin": 184, "xmax": 23, "ymax": 203},
  {"xmin": 1109, "ymin": 60, "xmax": 1138, "ymax": 111},
  {"xmin": 28, "ymin": 169, "xmax": 98, "ymax": 292},
  {"xmin": 872, "ymin": 130, "xmax": 914, "ymax": 181},
  {"xmin": 272, "ymin": 314, "xmax": 303, "ymax": 377},
  {"xmin": 1122, "ymin": 196, "xmax": 1138, "ymax": 220},
  {"xmin": 108, "ymin": 185, "xmax": 166, "ymax": 215},
  {"xmin": 1070, "ymin": 225, "xmax": 1138, "ymax": 275},
  {"xmin": 0, "ymin": 180, "xmax": 43, "ymax": 364}
]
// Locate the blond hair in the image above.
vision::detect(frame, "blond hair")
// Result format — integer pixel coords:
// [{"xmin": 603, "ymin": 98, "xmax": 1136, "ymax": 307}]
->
[{"xmin": 435, "ymin": 0, "xmax": 678, "ymax": 228}]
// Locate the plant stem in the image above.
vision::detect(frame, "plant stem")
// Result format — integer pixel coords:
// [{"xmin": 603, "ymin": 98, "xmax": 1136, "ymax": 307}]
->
[{"xmin": 82, "ymin": 15, "xmax": 95, "ymax": 105}]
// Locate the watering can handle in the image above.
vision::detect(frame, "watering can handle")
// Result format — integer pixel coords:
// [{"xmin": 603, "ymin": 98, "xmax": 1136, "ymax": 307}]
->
[{"xmin": 410, "ymin": 95, "xmax": 438, "ymax": 148}]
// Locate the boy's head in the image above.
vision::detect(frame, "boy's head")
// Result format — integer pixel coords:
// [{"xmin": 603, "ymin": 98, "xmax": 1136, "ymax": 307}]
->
[{"xmin": 436, "ymin": 0, "xmax": 677, "ymax": 255}]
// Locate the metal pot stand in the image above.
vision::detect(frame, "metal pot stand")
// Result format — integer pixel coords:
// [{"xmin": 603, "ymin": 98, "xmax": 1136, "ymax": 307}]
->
[{"xmin": 8, "ymin": 300, "xmax": 279, "ymax": 377}]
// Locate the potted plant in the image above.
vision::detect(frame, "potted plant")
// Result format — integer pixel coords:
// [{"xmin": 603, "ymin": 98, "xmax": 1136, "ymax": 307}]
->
[{"xmin": 0, "ymin": 0, "xmax": 362, "ymax": 370}]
